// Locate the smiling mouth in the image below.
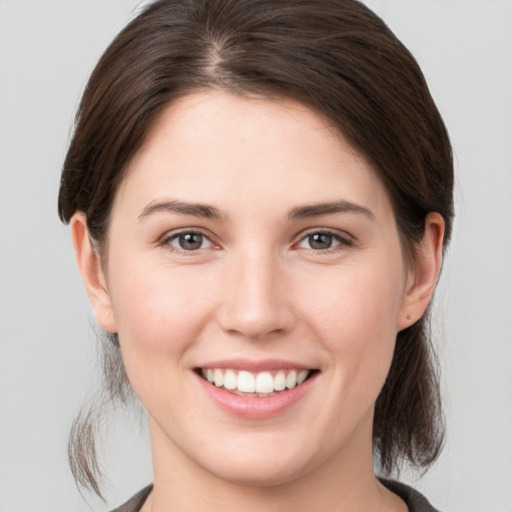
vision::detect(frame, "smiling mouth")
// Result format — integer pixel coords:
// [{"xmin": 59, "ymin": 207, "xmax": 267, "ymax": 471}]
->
[{"xmin": 196, "ymin": 368, "xmax": 318, "ymax": 397}]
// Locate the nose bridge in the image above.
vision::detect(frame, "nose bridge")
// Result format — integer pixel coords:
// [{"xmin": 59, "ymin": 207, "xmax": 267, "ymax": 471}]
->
[{"xmin": 217, "ymin": 244, "xmax": 292, "ymax": 339}]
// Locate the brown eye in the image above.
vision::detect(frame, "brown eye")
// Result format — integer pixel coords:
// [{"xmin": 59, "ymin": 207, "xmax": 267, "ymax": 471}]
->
[
  {"xmin": 298, "ymin": 232, "xmax": 343, "ymax": 251},
  {"xmin": 168, "ymin": 232, "xmax": 210, "ymax": 251},
  {"xmin": 309, "ymin": 233, "xmax": 333, "ymax": 250}
]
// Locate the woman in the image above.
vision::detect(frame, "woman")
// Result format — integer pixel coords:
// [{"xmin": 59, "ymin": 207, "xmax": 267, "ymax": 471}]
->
[{"xmin": 58, "ymin": 0, "xmax": 453, "ymax": 510}]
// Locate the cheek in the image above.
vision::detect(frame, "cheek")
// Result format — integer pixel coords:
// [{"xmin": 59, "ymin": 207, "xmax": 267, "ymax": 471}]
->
[
  {"xmin": 106, "ymin": 262, "xmax": 217, "ymax": 384},
  {"xmin": 302, "ymin": 261, "xmax": 404, "ymax": 336},
  {"xmin": 112, "ymin": 260, "xmax": 211, "ymax": 328},
  {"xmin": 298, "ymin": 262, "xmax": 405, "ymax": 384}
]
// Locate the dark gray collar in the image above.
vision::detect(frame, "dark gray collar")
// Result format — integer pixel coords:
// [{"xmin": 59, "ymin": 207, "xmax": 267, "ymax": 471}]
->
[
  {"xmin": 111, "ymin": 479, "xmax": 440, "ymax": 512},
  {"xmin": 379, "ymin": 478, "xmax": 441, "ymax": 512}
]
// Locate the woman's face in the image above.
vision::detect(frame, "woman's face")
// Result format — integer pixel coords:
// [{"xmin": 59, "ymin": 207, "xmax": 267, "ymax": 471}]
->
[{"xmin": 87, "ymin": 91, "xmax": 420, "ymax": 485}]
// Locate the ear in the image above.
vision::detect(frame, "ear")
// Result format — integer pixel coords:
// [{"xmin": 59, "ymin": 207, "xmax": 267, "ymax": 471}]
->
[
  {"xmin": 70, "ymin": 212, "xmax": 117, "ymax": 333},
  {"xmin": 398, "ymin": 212, "xmax": 445, "ymax": 331}
]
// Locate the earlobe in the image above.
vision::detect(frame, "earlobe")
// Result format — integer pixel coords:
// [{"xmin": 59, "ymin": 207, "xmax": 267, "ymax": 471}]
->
[
  {"xmin": 70, "ymin": 212, "xmax": 117, "ymax": 333},
  {"xmin": 398, "ymin": 212, "xmax": 445, "ymax": 331}
]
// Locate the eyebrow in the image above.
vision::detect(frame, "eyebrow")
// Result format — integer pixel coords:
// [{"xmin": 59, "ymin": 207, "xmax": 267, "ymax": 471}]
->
[
  {"xmin": 288, "ymin": 200, "xmax": 375, "ymax": 220},
  {"xmin": 138, "ymin": 200, "xmax": 224, "ymax": 221},
  {"xmin": 138, "ymin": 199, "xmax": 374, "ymax": 222}
]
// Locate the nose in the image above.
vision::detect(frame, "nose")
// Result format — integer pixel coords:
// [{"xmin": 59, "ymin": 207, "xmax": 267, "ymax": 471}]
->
[{"xmin": 216, "ymin": 250, "xmax": 295, "ymax": 341}]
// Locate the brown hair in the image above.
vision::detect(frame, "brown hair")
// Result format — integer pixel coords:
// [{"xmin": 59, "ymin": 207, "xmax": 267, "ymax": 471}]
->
[{"xmin": 59, "ymin": 0, "xmax": 453, "ymax": 498}]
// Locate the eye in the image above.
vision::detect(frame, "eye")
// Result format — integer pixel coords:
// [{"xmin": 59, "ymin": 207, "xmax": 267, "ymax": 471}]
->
[
  {"xmin": 165, "ymin": 231, "xmax": 213, "ymax": 251},
  {"xmin": 297, "ymin": 231, "xmax": 349, "ymax": 251}
]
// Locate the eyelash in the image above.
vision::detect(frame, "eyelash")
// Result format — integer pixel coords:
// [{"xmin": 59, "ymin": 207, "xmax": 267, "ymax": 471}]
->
[
  {"xmin": 160, "ymin": 229, "xmax": 216, "ymax": 254},
  {"xmin": 295, "ymin": 229, "xmax": 354, "ymax": 253},
  {"xmin": 159, "ymin": 228, "xmax": 353, "ymax": 254}
]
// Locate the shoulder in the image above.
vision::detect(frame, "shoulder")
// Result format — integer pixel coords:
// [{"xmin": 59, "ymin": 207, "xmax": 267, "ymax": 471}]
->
[
  {"xmin": 110, "ymin": 485, "xmax": 153, "ymax": 512},
  {"xmin": 379, "ymin": 478, "xmax": 441, "ymax": 512}
]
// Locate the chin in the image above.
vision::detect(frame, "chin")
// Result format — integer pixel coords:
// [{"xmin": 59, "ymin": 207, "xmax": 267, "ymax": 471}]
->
[
  {"xmin": 188, "ymin": 432, "xmax": 322, "ymax": 488},
  {"xmin": 205, "ymin": 455, "xmax": 312, "ymax": 488}
]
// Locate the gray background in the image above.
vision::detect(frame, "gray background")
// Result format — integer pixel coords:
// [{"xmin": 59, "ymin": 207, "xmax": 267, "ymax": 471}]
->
[{"xmin": 1, "ymin": 1, "xmax": 511, "ymax": 511}]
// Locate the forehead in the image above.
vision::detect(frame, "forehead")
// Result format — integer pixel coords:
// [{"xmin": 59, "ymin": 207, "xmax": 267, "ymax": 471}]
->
[{"xmin": 116, "ymin": 90, "xmax": 392, "ymax": 222}]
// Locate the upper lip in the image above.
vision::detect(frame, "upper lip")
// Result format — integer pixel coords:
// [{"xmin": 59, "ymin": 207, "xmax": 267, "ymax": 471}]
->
[{"xmin": 196, "ymin": 358, "xmax": 316, "ymax": 372}]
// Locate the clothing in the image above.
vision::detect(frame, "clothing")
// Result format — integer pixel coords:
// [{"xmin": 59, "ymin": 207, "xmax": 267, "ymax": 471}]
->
[
  {"xmin": 111, "ymin": 485, "xmax": 153, "ymax": 512},
  {"xmin": 110, "ymin": 479, "xmax": 440, "ymax": 512},
  {"xmin": 380, "ymin": 478, "xmax": 441, "ymax": 512}
]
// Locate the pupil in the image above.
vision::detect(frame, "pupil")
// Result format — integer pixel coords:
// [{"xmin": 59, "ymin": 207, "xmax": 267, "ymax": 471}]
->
[
  {"xmin": 179, "ymin": 233, "xmax": 203, "ymax": 250},
  {"xmin": 310, "ymin": 233, "xmax": 332, "ymax": 250}
]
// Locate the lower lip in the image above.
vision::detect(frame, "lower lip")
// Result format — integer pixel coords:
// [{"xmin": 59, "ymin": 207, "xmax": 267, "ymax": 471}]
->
[{"xmin": 195, "ymin": 371, "xmax": 318, "ymax": 420}]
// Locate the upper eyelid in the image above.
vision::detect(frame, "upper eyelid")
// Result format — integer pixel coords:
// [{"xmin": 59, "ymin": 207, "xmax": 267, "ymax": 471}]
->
[
  {"xmin": 160, "ymin": 228, "xmax": 218, "ymax": 250},
  {"xmin": 161, "ymin": 227, "xmax": 214, "ymax": 241},
  {"xmin": 295, "ymin": 227, "xmax": 354, "ymax": 243},
  {"xmin": 158, "ymin": 227, "xmax": 354, "ymax": 249}
]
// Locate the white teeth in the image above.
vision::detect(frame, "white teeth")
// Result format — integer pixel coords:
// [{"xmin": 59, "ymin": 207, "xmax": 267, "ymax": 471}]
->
[
  {"xmin": 237, "ymin": 371, "xmax": 256, "ymax": 392},
  {"xmin": 255, "ymin": 372, "xmax": 274, "ymax": 394},
  {"xmin": 297, "ymin": 370, "xmax": 309, "ymax": 385},
  {"xmin": 223, "ymin": 369, "xmax": 237, "ymax": 390},
  {"xmin": 201, "ymin": 368, "xmax": 313, "ymax": 394},
  {"xmin": 274, "ymin": 371, "xmax": 286, "ymax": 391},
  {"xmin": 213, "ymin": 368, "xmax": 224, "ymax": 387},
  {"xmin": 286, "ymin": 370, "xmax": 297, "ymax": 389}
]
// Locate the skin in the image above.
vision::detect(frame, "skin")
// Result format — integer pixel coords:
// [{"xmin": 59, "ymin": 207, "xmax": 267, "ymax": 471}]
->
[{"xmin": 72, "ymin": 90, "xmax": 444, "ymax": 511}]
